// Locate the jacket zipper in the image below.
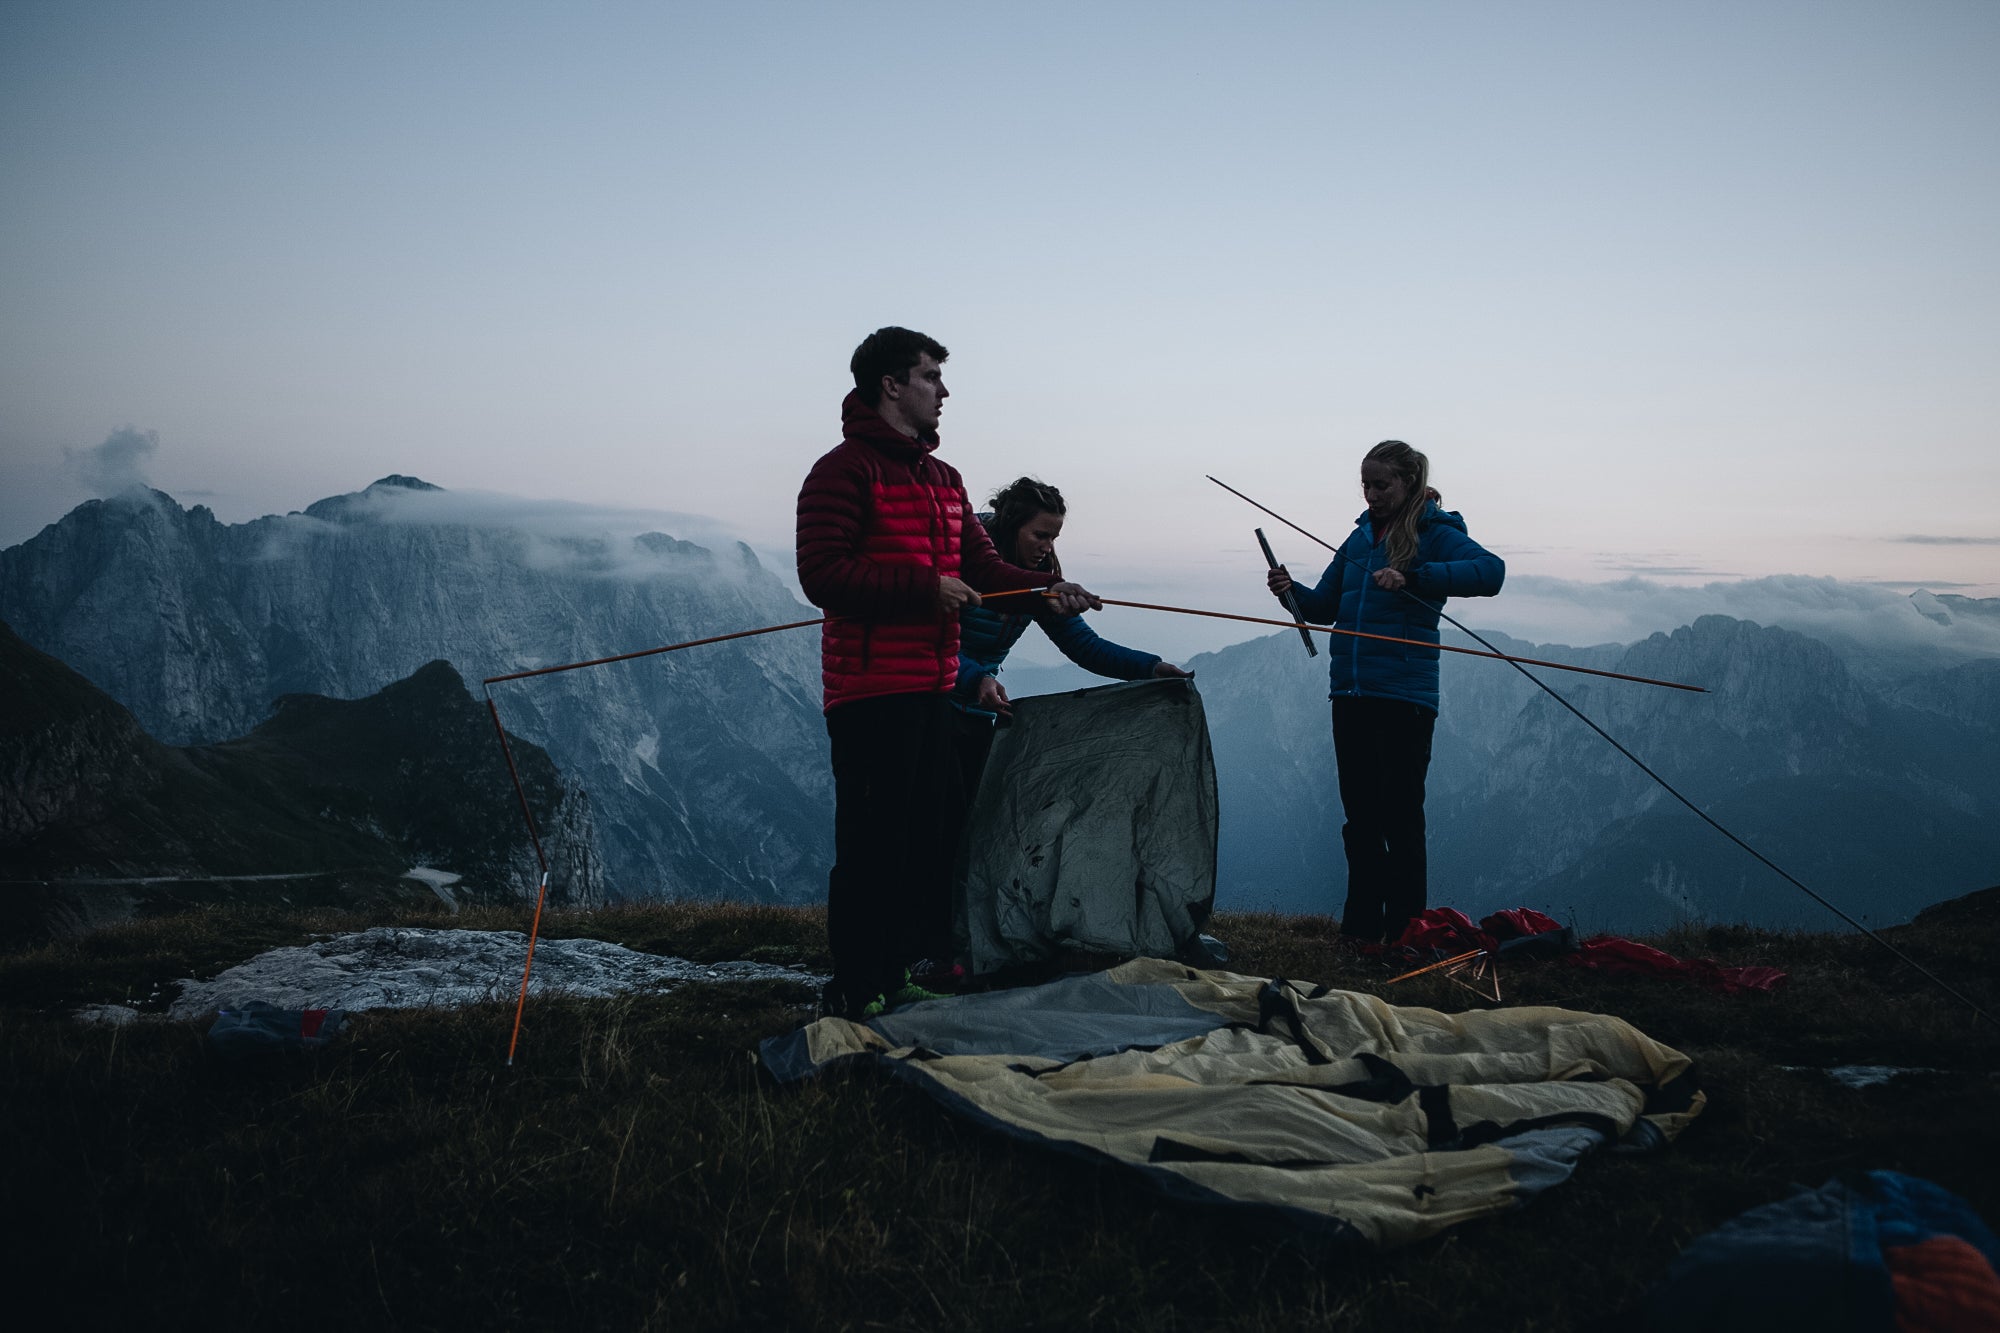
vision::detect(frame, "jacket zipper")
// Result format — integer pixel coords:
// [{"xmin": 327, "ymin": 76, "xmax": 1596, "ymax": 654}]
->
[{"xmin": 1347, "ymin": 531, "xmax": 1369, "ymax": 696}]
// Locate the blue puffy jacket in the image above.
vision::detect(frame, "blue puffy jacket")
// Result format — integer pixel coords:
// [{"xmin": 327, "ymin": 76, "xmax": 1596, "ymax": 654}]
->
[
  {"xmin": 1287, "ymin": 501, "xmax": 1504, "ymax": 713},
  {"xmin": 954, "ymin": 596, "xmax": 1159, "ymax": 718}
]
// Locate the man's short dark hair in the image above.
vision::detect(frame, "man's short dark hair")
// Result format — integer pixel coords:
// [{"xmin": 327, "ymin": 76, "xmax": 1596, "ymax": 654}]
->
[{"xmin": 850, "ymin": 327, "xmax": 948, "ymax": 408}]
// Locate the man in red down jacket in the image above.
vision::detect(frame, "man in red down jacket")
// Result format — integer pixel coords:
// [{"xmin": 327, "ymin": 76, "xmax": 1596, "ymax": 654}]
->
[{"xmin": 797, "ymin": 326, "xmax": 1099, "ymax": 1018}]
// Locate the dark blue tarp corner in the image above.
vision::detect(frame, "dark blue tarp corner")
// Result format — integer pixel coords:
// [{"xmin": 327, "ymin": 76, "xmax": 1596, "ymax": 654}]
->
[{"xmin": 207, "ymin": 1000, "xmax": 348, "ymax": 1057}]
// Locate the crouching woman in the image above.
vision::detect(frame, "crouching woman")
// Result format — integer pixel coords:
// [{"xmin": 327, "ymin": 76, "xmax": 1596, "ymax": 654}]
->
[{"xmin": 955, "ymin": 476, "xmax": 1191, "ymax": 796}]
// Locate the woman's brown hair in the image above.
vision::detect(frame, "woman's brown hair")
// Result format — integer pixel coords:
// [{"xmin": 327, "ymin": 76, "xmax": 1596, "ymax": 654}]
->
[
  {"xmin": 984, "ymin": 476, "xmax": 1066, "ymax": 578},
  {"xmin": 1365, "ymin": 440, "xmax": 1432, "ymax": 571}
]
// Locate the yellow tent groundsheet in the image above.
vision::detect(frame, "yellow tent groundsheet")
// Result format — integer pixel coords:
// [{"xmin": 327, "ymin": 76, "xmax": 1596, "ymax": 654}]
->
[{"xmin": 760, "ymin": 958, "xmax": 1703, "ymax": 1249}]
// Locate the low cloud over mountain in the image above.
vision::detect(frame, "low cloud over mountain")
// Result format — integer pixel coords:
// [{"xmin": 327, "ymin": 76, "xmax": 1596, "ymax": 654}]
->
[
  {"xmin": 63, "ymin": 427, "xmax": 158, "ymax": 498},
  {"xmin": 1484, "ymin": 573, "xmax": 2000, "ymax": 671}
]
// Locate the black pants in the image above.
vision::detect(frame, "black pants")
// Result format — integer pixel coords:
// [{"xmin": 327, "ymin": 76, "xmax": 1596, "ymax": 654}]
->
[
  {"xmin": 1331, "ymin": 695, "xmax": 1436, "ymax": 944},
  {"xmin": 825, "ymin": 693, "xmax": 965, "ymax": 1005},
  {"xmin": 953, "ymin": 708, "xmax": 999, "ymax": 811}
]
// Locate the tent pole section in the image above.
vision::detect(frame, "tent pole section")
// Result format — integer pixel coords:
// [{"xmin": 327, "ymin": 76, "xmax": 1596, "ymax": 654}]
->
[
  {"xmin": 983, "ymin": 588, "xmax": 1705, "ymax": 693},
  {"xmin": 484, "ymin": 617, "xmax": 827, "ymax": 684}
]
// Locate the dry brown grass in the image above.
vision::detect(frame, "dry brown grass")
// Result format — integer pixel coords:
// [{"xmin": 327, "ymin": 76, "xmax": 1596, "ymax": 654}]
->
[{"xmin": 3, "ymin": 895, "xmax": 1996, "ymax": 1331}]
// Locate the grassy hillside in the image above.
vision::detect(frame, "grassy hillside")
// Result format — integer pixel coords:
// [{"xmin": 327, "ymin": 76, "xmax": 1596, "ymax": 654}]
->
[{"xmin": 4, "ymin": 895, "xmax": 1996, "ymax": 1332}]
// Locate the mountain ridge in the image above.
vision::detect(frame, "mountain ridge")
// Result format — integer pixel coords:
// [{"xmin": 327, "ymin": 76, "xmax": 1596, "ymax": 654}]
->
[
  {"xmin": 1193, "ymin": 607, "xmax": 2000, "ymax": 930},
  {"xmin": 0, "ymin": 482, "xmax": 830, "ymax": 903},
  {"xmin": 1, "ymin": 620, "xmax": 598, "ymax": 939}
]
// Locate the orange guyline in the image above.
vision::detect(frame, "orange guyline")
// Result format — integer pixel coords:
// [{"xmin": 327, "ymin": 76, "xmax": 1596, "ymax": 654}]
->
[
  {"xmin": 480, "ymin": 595, "xmax": 1706, "ymax": 693},
  {"xmin": 980, "ymin": 590, "xmax": 1707, "ymax": 694}
]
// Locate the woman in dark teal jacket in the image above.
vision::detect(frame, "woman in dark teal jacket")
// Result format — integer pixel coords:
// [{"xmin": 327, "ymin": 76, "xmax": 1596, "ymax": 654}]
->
[
  {"xmin": 955, "ymin": 477, "xmax": 1190, "ymax": 796},
  {"xmin": 1267, "ymin": 441, "xmax": 1505, "ymax": 943}
]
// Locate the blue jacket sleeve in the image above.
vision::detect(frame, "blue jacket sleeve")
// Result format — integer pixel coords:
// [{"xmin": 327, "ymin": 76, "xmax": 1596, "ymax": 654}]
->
[
  {"xmin": 952, "ymin": 652, "xmax": 991, "ymax": 704},
  {"xmin": 1288, "ymin": 556, "xmax": 1344, "ymax": 623},
  {"xmin": 1410, "ymin": 525, "xmax": 1504, "ymax": 599},
  {"xmin": 1036, "ymin": 610, "xmax": 1161, "ymax": 680},
  {"xmin": 955, "ymin": 602, "xmax": 1032, "ymax": 705}
]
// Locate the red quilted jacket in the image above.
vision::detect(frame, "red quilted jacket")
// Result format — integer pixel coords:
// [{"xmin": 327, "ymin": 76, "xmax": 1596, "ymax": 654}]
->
[{"xmin": 796, "ymin": 391, "xmax": 1047, "ymax": 711}]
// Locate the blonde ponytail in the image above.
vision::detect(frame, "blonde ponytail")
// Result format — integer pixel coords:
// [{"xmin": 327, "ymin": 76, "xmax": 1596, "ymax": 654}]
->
[{"xmin": 1365, "ymin": 440, "xmax": 1431, "ymax": 570}]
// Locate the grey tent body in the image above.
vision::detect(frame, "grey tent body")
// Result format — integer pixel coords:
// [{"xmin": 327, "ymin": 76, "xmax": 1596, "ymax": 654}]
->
[
  {"xmin": 761, "ymin": 959, "xmax": 1706, "ymax": 1249},
  {"xmin": 958, "ymin": 678, "xmax": 1218, "ymax": 975}
]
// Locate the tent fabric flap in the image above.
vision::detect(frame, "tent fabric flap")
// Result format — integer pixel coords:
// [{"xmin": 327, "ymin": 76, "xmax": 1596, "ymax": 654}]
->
[
  {"xmin": 959, "ymin": 678, "xmax": 1218, "ymax": 975},
  {"xmin": 760, "ymin": 958, "xmax": 1705, "ymax": 1249}
]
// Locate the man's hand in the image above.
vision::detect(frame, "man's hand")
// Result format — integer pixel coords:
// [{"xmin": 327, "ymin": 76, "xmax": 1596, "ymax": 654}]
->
[
  {"xmin": 1267, "ymin": 565, "xmax": 1293, "ymax": 597},
  {"xmin": 1045, "ymin": 581, "xmax": 1101, "ymax": 615},
  {"xmin": 975, "ymin": 674, "xmax": 1012, "ymax": 717},
  {"xmin": 1152, "ymin": 661, "xmax": 1193, "ymax": 679},
  {"xmin": 937, "ymin": 576, "xmax": 981, "ymax": 614},
  {"xmin": 1372, "ymin": 567, "xmax": 1407, "ymax": 592}
]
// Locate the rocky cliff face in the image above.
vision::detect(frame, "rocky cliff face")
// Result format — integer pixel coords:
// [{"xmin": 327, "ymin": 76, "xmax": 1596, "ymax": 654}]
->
[
  {"xmin": 0, "ymin": 481, "xmax": 829, "ymax": 903},
  {"xmin": 225, "ymin": 658, "xmax": 605, "ymax": 909}
]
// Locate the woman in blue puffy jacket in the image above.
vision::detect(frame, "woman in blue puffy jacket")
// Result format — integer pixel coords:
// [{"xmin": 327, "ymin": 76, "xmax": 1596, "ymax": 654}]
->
[
  {"xmin": 955, "ymin": 477, "xmax": 1191, "ymax": 796},
  {"xmin": 1266, "ymin": 441, "xmax": 1505, "ymax": 943}
]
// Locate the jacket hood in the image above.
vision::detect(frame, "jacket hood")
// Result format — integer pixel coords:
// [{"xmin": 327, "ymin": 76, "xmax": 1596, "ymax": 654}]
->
[
  {"xmin": 1425, "ymin": 499, "xmax": 1468, "ymax": 534},
  {"xmin": 1353, "ymin": 498, "xmax": 1467, "ymax": 534},
  {"xmin": 841, "ymin": 388, "xmax": 938, "ymax": 459}
]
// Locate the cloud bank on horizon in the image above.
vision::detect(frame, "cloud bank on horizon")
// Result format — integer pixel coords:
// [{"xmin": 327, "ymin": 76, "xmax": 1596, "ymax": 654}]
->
[
  {"xmin": 23, "ymin": 446, "xmax": 1995, "ymax": 669},
  {"xmin": 265, "ymin": 476, "xmax": 779, "ymax": 589},
  {"xmin": 1472, "ymin": 573, "xmax": 2000, "ymax": 662}
]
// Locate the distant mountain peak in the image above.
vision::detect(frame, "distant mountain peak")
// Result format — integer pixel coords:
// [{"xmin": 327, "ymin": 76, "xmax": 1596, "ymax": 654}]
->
[
  {"xmin": 303, "ymin": 476, "xmax": 443, "ymax": 523},
  {"xmin": 1909, "ymin": 589, "xmax": 1952, "ymax": 626},
  {"xmin": 636, "ymin": 532, "xmax": 704, "ymax": 558},
  {"xmin": 402, "ymin": 658, "xmax": 463, "ymax": 688},
  {"xmin": 267, "ymin": 659, "xmax": 465, "ymax": 723}
]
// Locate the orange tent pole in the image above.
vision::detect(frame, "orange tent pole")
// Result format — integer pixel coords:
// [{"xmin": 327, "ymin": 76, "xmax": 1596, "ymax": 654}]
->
[{"xmin": 983, "ymin": 589, "xmax": 1706, "ymax": 693}]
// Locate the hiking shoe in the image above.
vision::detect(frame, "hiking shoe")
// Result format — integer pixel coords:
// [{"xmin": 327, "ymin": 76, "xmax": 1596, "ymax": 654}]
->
[
  {"xmin": 832, "ymin": 972, "xmax": 947, "ymax": 1023},
  {"xmin": 883, "ymin": 972, "xmax": 949, "ymax": 1009},
  {"xmin": 909, "ymin": 957, "xmax": 969, "ymax": 992}
]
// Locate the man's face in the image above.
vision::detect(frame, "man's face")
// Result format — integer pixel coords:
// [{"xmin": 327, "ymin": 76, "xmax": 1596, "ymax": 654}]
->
[{"xmin": 883, "ymin": 353, "xmax": 947, "ymax": 435}]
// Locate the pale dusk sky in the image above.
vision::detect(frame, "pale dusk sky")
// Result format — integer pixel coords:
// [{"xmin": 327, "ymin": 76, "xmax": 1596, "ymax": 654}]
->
[{"xmin": 5, "ymin": 1, "xmax": 1996, "ymax": 661}]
